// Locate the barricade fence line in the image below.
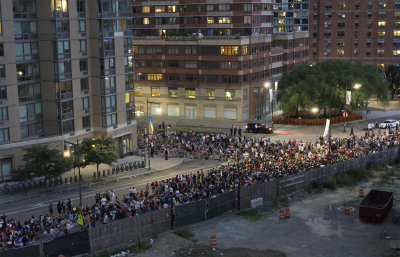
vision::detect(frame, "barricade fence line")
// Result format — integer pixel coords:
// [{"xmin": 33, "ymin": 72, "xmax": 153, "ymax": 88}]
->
[{"xmin": 10, "ymin": 148, "xmax": 391, "ymax": 256}]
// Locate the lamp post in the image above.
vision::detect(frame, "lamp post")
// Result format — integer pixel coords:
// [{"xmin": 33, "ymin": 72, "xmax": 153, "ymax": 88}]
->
[
  {"xmin": 343, "ymin": 82, "xmax": 362, "ymax": 132},
  {"xmin": 146, "ymin": 99, "xmax": 161, "ymax": 171},
  {"xmin": 63, "ymin": 140, "xmax": 82, "ymax": 207},
  {"xmin": 264, "ymin": 81, "xmax": 274, "ymax": 129}
]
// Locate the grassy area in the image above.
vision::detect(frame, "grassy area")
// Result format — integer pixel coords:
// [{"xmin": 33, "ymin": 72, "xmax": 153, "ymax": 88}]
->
[
  {"xmin": 174, "ymin": 229, "xmax": 197, "ymax": 242},
  {"xmin": 94, "ymin": 239, "xmax": 152, "ymax": 257},
  {"xmin": 373, "ymin": 166, "xmax": 400, "ymax": 185},
  {"xmin": 323, "ymin": 167, "xmax": 376, "ymax": 191},
  {"xmin": 238, "ymin": 205, "xmax": 273, "ymax": 221}
]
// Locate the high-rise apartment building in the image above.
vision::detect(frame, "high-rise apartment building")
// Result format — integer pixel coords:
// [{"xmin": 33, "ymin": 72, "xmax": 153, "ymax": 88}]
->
[
  {"xmin": 310, "ymin": 0, "xmax": 400, "ymax": 68},
  {"xmin": 0, "ymin": 0, "xmax": 137, "ymax": 182},
  {"xmin": 273, "ymin": 0, "xmax": 310, "ymax": 32},
  {"xmin": 132, "ymin": 0, "xmax": 309, "ymax": 126}
]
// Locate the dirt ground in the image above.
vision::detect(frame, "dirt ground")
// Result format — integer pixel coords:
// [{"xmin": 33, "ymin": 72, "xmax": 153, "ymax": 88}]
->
[{"xmin": 134, "ymin": 180, "xmax": 400, "ymax": 257}]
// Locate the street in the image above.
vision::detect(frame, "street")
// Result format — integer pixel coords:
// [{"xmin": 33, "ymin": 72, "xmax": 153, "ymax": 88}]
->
[{"xmin": 0, "ymin": 159, "xmax": 221, "ymax": 221}]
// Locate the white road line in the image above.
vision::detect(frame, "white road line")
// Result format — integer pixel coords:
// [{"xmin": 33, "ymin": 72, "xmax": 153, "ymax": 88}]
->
[{"xmin": 3, "ymin": 163, "xmax": 223, "ymax": 215}]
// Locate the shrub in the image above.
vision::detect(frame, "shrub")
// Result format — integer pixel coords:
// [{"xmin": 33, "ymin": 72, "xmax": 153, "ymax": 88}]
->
[
  {"xmin": 174, "ymin": 229, "xmax": 195, "ymax": 240},
  {"xmin": 326, "ymin": 177, "xmax": 338, "ymax": 190},
  {"xmin": 305, "ymin": 184, "xmax": 313, "ymax": 193}
]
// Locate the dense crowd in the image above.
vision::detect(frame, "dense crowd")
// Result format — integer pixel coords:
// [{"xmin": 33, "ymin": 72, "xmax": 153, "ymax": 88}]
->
[{"xmin": 2, "ymin": 127, "xmax": 399, "ymax": 250}]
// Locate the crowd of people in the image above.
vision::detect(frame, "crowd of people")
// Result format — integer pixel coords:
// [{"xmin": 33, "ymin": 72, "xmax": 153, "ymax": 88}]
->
[{"xmin": 2, "ymin": 127, "xmax": 399, "ymax": 250}]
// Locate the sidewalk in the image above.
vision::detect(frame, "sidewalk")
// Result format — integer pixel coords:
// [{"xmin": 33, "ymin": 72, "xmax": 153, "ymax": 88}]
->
[
  {"xmin": 62, "ymin": 155, "xmax": 183, "ymax": 181},
  {"xmin": 0, "ymin": 156, "xmax": 184, "ymax": 206}
]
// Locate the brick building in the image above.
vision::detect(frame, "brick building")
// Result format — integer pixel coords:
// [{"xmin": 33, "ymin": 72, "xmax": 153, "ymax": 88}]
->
[
  {"xmin": 131, "ymin": 0, "xmax": 309, "ymax": 126},
  {"xmin": 310, "ymin": 0, "xmax": 400, "ymax": 69}
]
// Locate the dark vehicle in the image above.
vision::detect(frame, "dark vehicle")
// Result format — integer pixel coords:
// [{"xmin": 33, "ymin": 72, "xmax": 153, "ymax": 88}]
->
[
  {"xmin": 245, "ymin": 123, "xmax": 273, "ymax": 134},
  {"xmin": 359, "ymin": 189, "xmax": 393, "ymax": 224}
]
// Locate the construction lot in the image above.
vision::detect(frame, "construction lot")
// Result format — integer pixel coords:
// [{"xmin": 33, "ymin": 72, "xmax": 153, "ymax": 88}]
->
[{"xmin": 137, "ymin": 177, "xmax": 400, "ymax": 257}]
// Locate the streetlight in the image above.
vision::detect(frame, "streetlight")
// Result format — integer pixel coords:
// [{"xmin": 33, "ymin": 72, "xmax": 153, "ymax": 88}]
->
[
  {"xmin": 63, "ymin": 140, "xmax": 82, "ymax": 208},
  {"xmin": 343, "ymin": 82, "xmax": 362, "ymax": 132},
  {"xmin": 146, "ymin": 99, "xmax": 161, "ymax": 171},
  {"xmin": 264, "ymin": 81, "xmax": 274, "ymax": 129}
]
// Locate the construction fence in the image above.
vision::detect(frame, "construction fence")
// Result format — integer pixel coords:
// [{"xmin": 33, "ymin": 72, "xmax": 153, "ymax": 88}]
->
[
  {"xmin": 4, "ymin": 148, "xmax": 397, "ymax": 256},
  {"xmin": 239, "ymin": 147, "xmax": 399, "ymax": 209},
  {"xmin": 89, "ymin": 207, "xmax": 171, "ymax": 253},
  {"xmin": 1, "ymin": 230, "xmax": 89, "ymax": 257}
]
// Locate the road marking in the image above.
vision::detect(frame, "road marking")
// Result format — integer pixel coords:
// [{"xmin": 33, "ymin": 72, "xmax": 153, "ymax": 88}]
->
[{"xmin": 3, "ymin": 162, "xmax": 223, "ymax": 216}]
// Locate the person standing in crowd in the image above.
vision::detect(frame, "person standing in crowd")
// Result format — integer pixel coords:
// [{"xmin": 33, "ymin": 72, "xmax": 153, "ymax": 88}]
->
[
  {"xmin": 230, "ymin": 125, "xmax": 233, "ymax": 136},
  {"xmin": 165, "ymin": 149, "xmax": 168, "ymax": 160},
  {"xmin": 48, "ymin": 203, "xmax": 53, "ymax": 216},
  {"xmin": 238, "ymin": 127, "xmax": 242, "ymax": 138},
  {"xmin": 234, "ymin": 127, "xmax": 237, "ymax": 137}
]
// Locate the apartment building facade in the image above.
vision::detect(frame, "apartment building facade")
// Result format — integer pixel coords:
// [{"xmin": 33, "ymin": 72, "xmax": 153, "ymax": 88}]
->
[
  {"xmin": 0, "ymin": 0, "xmax": 137, "ymax": 182},
  {"xmin": 310, "ymin": 0, "xmax": 400, "ymax": 68},
  {"xmin": 131, "ymin": 0, "xmax": 309, "ymax": 126},
  {"xmin": 273, "ymin": 0, "xmax": 310, "ymax": 33}
]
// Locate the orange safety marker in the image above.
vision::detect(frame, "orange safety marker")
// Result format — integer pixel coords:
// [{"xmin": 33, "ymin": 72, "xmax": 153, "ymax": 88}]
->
[
  {"xmin": 344, "ymin": 207, "xmax": 350, "ymax": 215},
  {"xmin": 285, "ymin": 208, "xmax": 291, "ymax": 218},
  {"xmin": 279, "ymin": 209, "xmax": 285, "ymax": 220},
  {"xmin": 211, "ymin": 235, "xmax": 217, "ymax": 247},
  {"xmin": 359, "ymin": 188, "xmax": 364, "ymax": 198}
]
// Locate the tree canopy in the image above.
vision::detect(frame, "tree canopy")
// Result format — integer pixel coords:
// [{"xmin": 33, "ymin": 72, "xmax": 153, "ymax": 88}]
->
[
  {"xmin": 12, "ymin": 145, "xmax": 72, "ymax": 181},
  {"xmin": 277, "ymin": 60, "xmax": 389, "ymax": 116},
  {"xmin": 80, "ymin": 136, "xmax": 120, "ymax": 173},
  {"xmin": 385, "ymin": 64, "xmax": 400, "ymax": 98}
]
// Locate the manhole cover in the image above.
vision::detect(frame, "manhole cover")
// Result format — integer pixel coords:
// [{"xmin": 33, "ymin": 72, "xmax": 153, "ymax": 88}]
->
[{"xmin": 338, "ymin": 206, "xmax": 356, "ymax": 212}]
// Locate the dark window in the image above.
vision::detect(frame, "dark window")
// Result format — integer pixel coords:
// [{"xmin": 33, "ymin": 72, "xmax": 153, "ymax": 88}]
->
[
  {"xmin": 201, "ymin": 61, "xmax": 219, "ymax": 69},
  {"xmin": 0, "ymin": 86, "xmax": 6, "ymax": 99},
  {"xmin": 0, "ymin": 43, "xmax": 4, "ymax": 57},
  {"xmin": 201, "ymin": 46, "xmax": 218, "ymax": 55},
  {"xmin": 82, "ymin": 115, "xmax": 90, "ymax": 128},
  {"xmin": 79, "ymin": 59, "xmax": 88, "ymax": 72},
  {"xmin": 0, "ymin": 65, "xmax": 5, "ymax": 78},
  {"xmin": 80, "ymin": 78, "xmax": 88, "ymax": 91},
  {"xmin": 77, "ymin": 0, "xmax": 85, "ymax": 13},
  {"xmin": 201, "ymin": 75, "xmax": 219, "ymax": 83}
]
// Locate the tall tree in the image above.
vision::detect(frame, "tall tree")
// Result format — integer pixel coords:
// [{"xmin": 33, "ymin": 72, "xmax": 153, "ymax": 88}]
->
[
  {"xmin": 12, "ymin": 145, "xmax": 72, "ymax": 181},
  {"xmin": 277, "ymin": 60, "xmax": 389, "ymax": 117},
  {"xmin": 80, "ymin": 136, "xmax": 120, "ymax": 173},
  {"xmin": 385, "ymin": 65, "xmax": 400, "ymax": 98}
]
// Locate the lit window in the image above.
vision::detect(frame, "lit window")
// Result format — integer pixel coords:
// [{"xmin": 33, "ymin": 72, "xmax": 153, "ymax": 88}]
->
[
  {"xmin": 168, "ymin": 88, "xmax": 178, "ymax": 98},
  {"xmin": 337, "ymin": 49, "xmax": 344, "ymax": 56},
  {"xmin": 279, "ymin": 12, "xmax": 286, "ymax": 17},
  {"xmin": 218, "ymin": 17, "xmax": 231, "ymax": 24},
  {"xmin": 168, "ymin": 5, "xmax": 176, "ymax": 12},
  {"xmin": 134, "ymin": 86, "xmax": 142, "ymax": 96},
  {"xmin": 52, "ymin": 0, "xmax": 68, "ymax": 13},
  {"xmin": 378, "ymin": 21, "xmax": 386, "ymax": 27},
  {"xmin": 143, "ymin": 18, "xmax": 150, "ymax": 25},
  {"xmin": 185, "ymin": 89, "xmax": 196, "ymax": 99},
  {"xmin": 378, "ymin": 31, "xmax": 386, "ymax": 37},
  {"xmin": 396, "ymin": 12, "xmax": 400, "ymax": 17},
  {"xmin": 148, "ymin": 74, "xmax": 163, "ymax": 81},
  {"xmin": 207, "ymin": 17, "xmax": 214, "ymax": 24},
  {"xmin": 142, "ymin": 6, "xmax": 150, "ymax": 13},
  {"xmin": 221, "ymin": 46, "xmax": 239, "ymax": 55},
  {"xmin": 393, "ymin": 50, "xmax": 400, "ymax": 56},
  {"xmin": 155, "ymin": 6, "xmax": 165, "ymax": 12},
  {"xmin": 151, "ymin": 87, "xmax": 161, "ymax": 97},
  {"xmin": 225, "ymin": 90, "xmax": 235, "ymax": 101},
  {"xmin": 377, "ymin": 49, "xmax": 385, "ymax": 55},
  {"xmin": 205, "ymin": 89, "xmax": 215, "ymax": 100},
  {"xmin": 242, "ymin": 46, "xmax": 248, "ymax": 54},
  {"xmin": 395, "ymin": 30, "xmax": 400, "ymax": 37}
]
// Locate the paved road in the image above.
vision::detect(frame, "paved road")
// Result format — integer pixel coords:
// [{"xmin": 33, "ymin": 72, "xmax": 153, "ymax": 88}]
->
[{"xmin": 0, "ymin": 159, "xmax": 222, "ymax": 222}]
